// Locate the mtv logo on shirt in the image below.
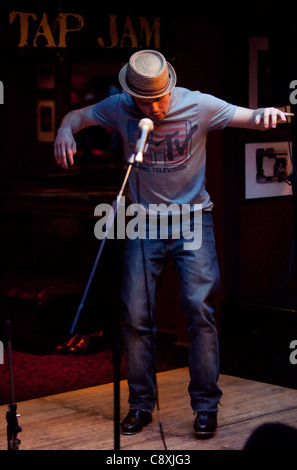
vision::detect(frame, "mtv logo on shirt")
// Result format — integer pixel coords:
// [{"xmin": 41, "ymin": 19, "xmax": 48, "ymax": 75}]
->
[{"xmin": 128, "ymin": 119, "xmax": 198, "ymax": 166}]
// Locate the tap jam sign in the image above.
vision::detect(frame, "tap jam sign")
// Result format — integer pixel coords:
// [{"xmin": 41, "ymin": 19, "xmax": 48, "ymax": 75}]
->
[{"xmin": 9, "ymin": 12, "xmax": 161, "ymax": 49}]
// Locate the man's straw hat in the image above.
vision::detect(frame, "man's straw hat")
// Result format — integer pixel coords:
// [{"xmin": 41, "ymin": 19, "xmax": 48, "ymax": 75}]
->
[{"xmin": 119, "ymin": 50, "xmax": 176, "ymax": 99}]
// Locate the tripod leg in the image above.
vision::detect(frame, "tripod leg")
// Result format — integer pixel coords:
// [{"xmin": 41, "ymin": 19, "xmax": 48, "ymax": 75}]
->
[{"xmin": 113, "ymin": 324, "xmax": 121, "ymax": 451}]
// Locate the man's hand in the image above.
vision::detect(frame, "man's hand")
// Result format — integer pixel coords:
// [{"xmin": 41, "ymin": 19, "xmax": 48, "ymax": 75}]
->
[
  {"xmin": 54, "ymin": 105, "xmax": 97, "ymax": 169},
  {"xmin": 254, "ymin": 107, "xmax": 294, "ymax": 129},
  {"xmin": 54, "ymin": 126, "xmax": 77, "ymax": 169},
  {"xmin": 229, "ymin": 106, "xmax": 294, "ymax": 130}
]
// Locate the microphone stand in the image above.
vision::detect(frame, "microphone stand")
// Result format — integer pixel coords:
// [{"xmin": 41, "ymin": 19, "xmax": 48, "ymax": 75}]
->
[
  {"xmin": 70, "ymin": 117, "xmax": 153, "ymax": 451},
  {"xmin": 5, "ymin": 321, "xmax": 22, "ymax": 450},
  {"xmin": 69, "ymin": 153, "xmax": 137, "ymax": 452}
]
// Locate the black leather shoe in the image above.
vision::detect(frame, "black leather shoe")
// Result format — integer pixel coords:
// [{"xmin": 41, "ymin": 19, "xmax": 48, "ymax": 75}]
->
[
  {"xmin": 120, "ymin": 409, "xmax": 152, "ymax": 435},
  {"xmin": 194, "ymin": 411, "xmax": 217, "ymax": 438}
]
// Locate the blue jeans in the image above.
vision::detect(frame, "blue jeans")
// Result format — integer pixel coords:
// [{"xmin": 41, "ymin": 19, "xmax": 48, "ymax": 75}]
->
[{"xmin": 121, "ymin": 212, "xmax": 222, "ymax": 413}]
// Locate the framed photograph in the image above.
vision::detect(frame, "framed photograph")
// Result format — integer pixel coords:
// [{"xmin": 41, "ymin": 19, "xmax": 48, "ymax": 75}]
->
[
  {"xmin": 245, "ymin": 141, "xmax": 293, "ymax": 199},
  {"xmin": 37, "ymin": 100, "xmax": 56, "ymax": 142}
]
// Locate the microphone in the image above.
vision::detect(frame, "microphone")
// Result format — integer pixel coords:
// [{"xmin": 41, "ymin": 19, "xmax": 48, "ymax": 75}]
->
[{"xmin": 135, "ymin": 118, "xmax": 154, "ymax": 163}]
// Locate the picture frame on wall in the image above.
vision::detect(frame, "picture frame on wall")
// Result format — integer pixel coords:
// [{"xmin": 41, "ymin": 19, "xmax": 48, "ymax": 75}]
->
[
  {"xmin": 37, "ymin": 100, "xmax": 56, "ymax": 142},
  {"xmin": 245, "ymin": 141, "xmax": 293, "ymax": 199}
]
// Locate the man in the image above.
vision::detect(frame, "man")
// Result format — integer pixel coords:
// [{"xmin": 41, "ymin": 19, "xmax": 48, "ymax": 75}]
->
[{"xmin": 54, "ymin": 50, "xmax": 292, "ymax": 439}]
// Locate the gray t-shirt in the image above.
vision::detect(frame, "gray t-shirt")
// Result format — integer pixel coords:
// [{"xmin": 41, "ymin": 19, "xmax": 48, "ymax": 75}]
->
[{"xmin": 92, "ymin": 87, "xmax": 236, "ymax": 213}]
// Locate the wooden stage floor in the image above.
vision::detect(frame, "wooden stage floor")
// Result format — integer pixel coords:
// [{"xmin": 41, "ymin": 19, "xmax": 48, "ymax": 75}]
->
[{"xmin": 1, "ymin": 367, "xmax": 297, "ymax": 451}]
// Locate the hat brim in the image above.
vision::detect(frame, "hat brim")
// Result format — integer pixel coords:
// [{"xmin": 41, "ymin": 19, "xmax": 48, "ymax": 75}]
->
[{"xmin": 118, "ymin": 62, "xmax": 176, "ymax": 99}]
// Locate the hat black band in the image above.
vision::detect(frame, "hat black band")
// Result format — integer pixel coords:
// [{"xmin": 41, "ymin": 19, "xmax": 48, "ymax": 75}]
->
[{"xmin": 125, "ymin": 73, "xmax": 172, "ymax": 98}]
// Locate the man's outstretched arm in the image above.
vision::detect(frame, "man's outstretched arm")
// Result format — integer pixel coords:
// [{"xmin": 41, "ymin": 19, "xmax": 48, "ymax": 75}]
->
[
  {"xmin": 54, "ymin": 104, "xmax": 98, "ymax": 169},
  {"xmin": 228, "ymin": 106, "xmax": 293, "ymax": 130}
]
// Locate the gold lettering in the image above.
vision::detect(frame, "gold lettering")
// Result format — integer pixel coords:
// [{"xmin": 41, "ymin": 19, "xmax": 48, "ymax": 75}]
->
[
  {"xmin": 120, "ymin": 16, "xmax": 138, "ymax": 48},
  {"xmin": 9, "ymin": 11, "xmax": 37, "ymax": 47},
  {"xmin": 58, "ymin": 13, "xmax": 84, "ymax": 48},
  {"xmin": 140, "ymin": 17, "xmax": 160, "ymax": 49},
  {"xmin": 9, "ymin": 11, "xmax": 162, "ymax": 50},
  {"xmin": 97, "ymin": 15, "xmax": 118, "ymax": 48},
  {"xmin": 33, "ymin": 12, "xmax": 56, "ymax": 47}
]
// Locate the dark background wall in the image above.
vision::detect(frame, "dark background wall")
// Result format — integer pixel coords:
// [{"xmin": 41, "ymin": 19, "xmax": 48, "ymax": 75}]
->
[{"xmin": 1, "ymin": 0, "xmax": 297, "ymax": 350}]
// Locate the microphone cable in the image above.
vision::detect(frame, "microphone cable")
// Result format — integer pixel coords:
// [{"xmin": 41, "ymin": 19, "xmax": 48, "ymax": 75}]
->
[
  {"xmin": 135, "ymin": 166, "xmax": 168, "ymax": 451},
  {"xmin": 259, "ymin": 105, "xmax": 296, "ymax": 297},
  {"xmin": 275, "ymin": 106, "xmax": 297, "ymax": 294}
]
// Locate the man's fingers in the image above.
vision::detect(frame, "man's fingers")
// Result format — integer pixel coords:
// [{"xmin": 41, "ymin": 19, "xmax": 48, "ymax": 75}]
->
[
  {"xmin": 261, "ymin": 107, "xmax": 277, "ymax": 128},
  {"xmin": 255, "ymin": 108, "xmax": 295, "ymax": 128},
  {"xmin": 66, "ymin": 148, "xmax": 74, "ymax": 167},
  {"xmin": 54, "ymin": 132, "xmax": 77, "ymax": 170},
  {"xmin": 281, "ymin": 112, "xmax": 294, "ymax": 121},
  {"xmin": 54, "ymin": 144, "xmax": 75, "ymax": 169},
  {"xmin": 269, "ymin": 108, "xmax": 277, "ymax": 128},
  {"xmin": 62, "ymin": 148, "xmax": 69, "ymax": 169}
]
